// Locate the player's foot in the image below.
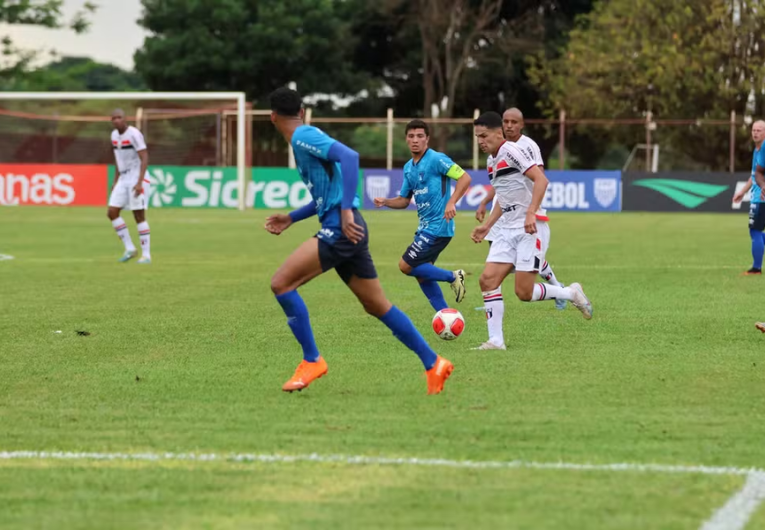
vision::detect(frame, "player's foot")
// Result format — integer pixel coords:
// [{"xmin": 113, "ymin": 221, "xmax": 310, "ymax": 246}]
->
[
  {"xmin": 743, "ymin": 268, "xmax": 762, "ymax": 275},
  {"xmin": 450, "ymin": 269, "xmax": 466, "ymax": 303},
  {"xmin": 555, "ymin": 285, "xmax": 568, "ymax": 311},
  {"xmin": 282, "ymin": 357, "xmax": 328, "ymax": 393},
  {"xmin": 569, "ymin": 282, "xmax": 593, "ymax": 320},
  {"xmin": 137, "ymin": 256, "xmax": 151, "ymax": 264},
  {"xmin": 426, "ymin": 356, "xmax": 454, "ymax": 395},
  {"xmin": 470, "ymin": 341, "xmax": 507, "ymax": 351},
  {"xmin": 756, "ymin": 322, "xmax": 765, "ymax": 333},
  {"xmin": 118, "ymin": 250, "xmax": 137, "ymax": 263}
]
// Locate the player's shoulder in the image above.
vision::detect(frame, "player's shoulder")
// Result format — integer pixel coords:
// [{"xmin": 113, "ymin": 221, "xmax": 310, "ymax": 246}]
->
[
  {"xmin": 517, "ymin": 134, "xmax": 540, "ymax": 151},
  {"xmin": 425, "ymin": 148, "xmax": 454, "ymax": 169},
  {"xmin": 127, "ymin": 125, "xmax": 144, "ymax": 136},
  {"xmin": 499, "ymin": 141, "xmax": 533, "ymax": 167}
]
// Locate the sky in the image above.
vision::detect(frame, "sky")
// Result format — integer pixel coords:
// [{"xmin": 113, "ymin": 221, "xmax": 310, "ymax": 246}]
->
[{"xmin": 1, "ymin": 0, "xmax": 147, "ymax": 70}]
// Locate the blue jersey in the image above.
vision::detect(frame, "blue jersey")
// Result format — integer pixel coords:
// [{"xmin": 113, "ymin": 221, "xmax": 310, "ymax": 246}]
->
[
  {"xmin": 291, "ymin": 125, "xmax": 360, "ymax": 223},
  {"xmin": 753, "ymin": 146, "xmax": 763, "ymax": 204},
  {"xmin": 400, "ymin": 149, "xmax": 464, "ymax": 238}
]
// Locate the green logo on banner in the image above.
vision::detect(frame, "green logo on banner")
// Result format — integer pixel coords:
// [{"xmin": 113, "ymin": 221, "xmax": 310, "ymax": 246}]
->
[{"xmin": 632, "ymin": 179, "xmax": 728, "ymax": 208}]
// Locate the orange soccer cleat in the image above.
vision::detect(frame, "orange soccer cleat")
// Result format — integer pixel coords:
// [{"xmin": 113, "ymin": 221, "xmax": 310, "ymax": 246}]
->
[
  {"xmin": 426, "ymin": 356, "xmax": 454, "ymax": 395},
  {"xmin": 282, "ymin": 357, "xmax": 328, "ymax": 392}
]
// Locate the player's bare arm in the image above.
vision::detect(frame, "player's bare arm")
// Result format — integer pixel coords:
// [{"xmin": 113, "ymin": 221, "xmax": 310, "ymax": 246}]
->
[
  {"xmin": 134, "ymin": 148, "xmax": 148, "ymax": 197},
  {"xmin": 476, "ymin": 186, "xmax": 495, "ymax": 222},
  {"xmin": 445, "ymin": 168, "xmax": 471, "ymax": 220},
  {"xmin": 374, "ymin": 196, "xmax": 410, "ymax": 209},
  {"xmin": 523, "ymin": 165, "xmax": 549, "ymax": 235},
  {"xmin": 734, "ymin": 178, "xmax": 753, "ymax": 203},
  {"xmin": 471, "ymin": 201, "xmax": 502, "ymax": 243},
  {"xmin": 756, "ymin": 165, "xmax": 765, "ymax": 201}
]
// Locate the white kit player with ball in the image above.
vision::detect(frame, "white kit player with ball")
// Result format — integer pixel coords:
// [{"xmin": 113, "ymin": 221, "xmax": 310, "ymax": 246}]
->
[
  {"xmin": 107, "ymin": 109, "xmax": 152, "ymax": 264},
  {"xmin": 471, "ymin": 111, "xmax": 592, "ymax": 351}
]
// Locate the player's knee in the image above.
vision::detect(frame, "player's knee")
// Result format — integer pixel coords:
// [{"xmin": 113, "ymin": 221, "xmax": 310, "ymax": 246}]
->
[
  {"xmin": 398, "ymin": 259, "xmax": 412, "ymax": 275},
  {"xmin": 360, "ymin": 295, "xmax": 390, "ymax": 318},
  {"xmin": 107, "ymin": 209, "xmax": 118, "ymax": 220},
  {"xmin": 479, "ymin": 273, "xmax": 497, "ymax": 291},
  {"xmin": 270, "ymin": 275, "xmax": 289, "ymax": 296},
  {"xmin": 515, "ymin": 285, "xmax": 533, "ymax": 302}
]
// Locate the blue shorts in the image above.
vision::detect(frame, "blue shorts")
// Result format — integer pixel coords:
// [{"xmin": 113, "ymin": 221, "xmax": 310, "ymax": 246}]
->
[
  {"xmin": 316, "ymin": 209, "xmax": 378, "ymax": 284},
  {"xmin": 750, "ymin": 202, "xmax": 765, "ymax": 231},
  {"xmin": 402, "ymin": 233, "xmax": 452, "ymax": 268}
]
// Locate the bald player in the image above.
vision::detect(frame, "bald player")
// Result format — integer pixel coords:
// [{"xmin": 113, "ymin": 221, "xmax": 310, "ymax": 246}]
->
[
  {"xmin": 734, "ymin": 119, "xmax": 765, "ymax": 275},
  {"xmin": 475, "ymin": 107, "xmax": 567, "ymax": 309},
  {"xmin": 107, "ymin": 109, "xmax": 152, "ymax": 264}
]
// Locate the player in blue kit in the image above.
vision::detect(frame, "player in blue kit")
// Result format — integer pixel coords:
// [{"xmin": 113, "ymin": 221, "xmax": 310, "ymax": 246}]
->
[
  {"xmin": 374, "ymin": 120, "xmax": 471, "ymax": 311},
  {"xmin": 734, "ymin": 120, "xmax": 765, "ymax": 275},
  {"xmin": 264, "ymin": 88, "xmax": 453, "ymax": 395}
]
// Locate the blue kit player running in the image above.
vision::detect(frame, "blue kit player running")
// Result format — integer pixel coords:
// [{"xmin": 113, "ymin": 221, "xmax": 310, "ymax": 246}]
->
[
  {"xmin": 264, "ymin": 88, "xmax": 454, "ymax": 395},
  {"xmin": 734, "ymin": 120, "xmax": 765, "ymax": 275},
  {"xmin": 373, "ymin": 120, "xmax": 471, "ymax": 311}
]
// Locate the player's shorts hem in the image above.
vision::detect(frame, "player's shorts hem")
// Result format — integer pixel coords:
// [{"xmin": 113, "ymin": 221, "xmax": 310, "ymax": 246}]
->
[{"xmin": 401, "ymin": 234, "xmax": 452, "ymax": 268}]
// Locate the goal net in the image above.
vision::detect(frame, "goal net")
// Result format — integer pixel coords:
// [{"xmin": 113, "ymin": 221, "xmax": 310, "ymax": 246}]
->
[{"xmin": 0, "ymin": 92, "xmax": 248, "ymax": 209}]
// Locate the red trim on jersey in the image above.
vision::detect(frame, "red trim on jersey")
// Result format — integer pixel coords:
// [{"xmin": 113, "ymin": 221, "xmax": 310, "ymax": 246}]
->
[
  {"xmin": 121, "ymin": 140, "xmax": 132, "ymax": 146},
  {"xmin": 496, "ymin": 160, "xmax": 509, "ymax": 170},
  {"xmin": 535, "ymin": 214, "xmax": 550, "ymax": 221}
]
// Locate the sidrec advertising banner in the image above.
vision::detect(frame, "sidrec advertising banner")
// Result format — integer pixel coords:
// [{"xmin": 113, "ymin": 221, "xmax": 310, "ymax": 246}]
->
[
  {"xmin": 362, "ymin": 169, "xmax": 621, "ymax": 212},
  {"xmin": 622, "ymin": 172, "xmax": 750, "ymax": 212}
]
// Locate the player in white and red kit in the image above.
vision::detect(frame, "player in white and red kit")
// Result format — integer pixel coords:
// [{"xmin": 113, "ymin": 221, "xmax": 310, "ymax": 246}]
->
[
  {"xmin": 471, "ymin": 112, "xmax": 592, "ymax": 351},
  {"xmin": 475, "ymin": 108, "xmax": 567, "ymax": 310},
  {"xmin": 107, "ymin": 109, "xmax": 152, "ymax": 264}
]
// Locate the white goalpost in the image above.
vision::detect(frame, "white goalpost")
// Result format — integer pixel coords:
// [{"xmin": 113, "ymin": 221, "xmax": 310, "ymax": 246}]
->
[{"xmin": 0, "ymin": 92, "xmax": 249, "ymax": 210}]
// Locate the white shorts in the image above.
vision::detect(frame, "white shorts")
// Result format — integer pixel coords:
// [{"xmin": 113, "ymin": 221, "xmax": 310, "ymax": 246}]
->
[
  {"xmin": 109, "ymin": 174, "xmax": 150, "ymax": 211},
  {"xmin": 486, "ymin": 221, "xmax": 551, "ymax": 272}
]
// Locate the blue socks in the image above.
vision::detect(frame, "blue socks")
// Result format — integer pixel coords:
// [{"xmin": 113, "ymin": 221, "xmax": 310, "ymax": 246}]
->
[
  {"xmin": 409, "ymin": 263, "xmax": 454, "ymax": 283},
  {"xmin": 419, "ymin": 280, "xmax": 448, "ymax": 311},
  {"xmin": 275, "ymin": 290, "xmax": 320, "ymax": 362},
  {"xmin": 751, "ymin": 229, "xmax": 764, "ymax": 270},
  {"xmin": 379, "ymin": 306, "xmax": 438, "ymax": 370}
]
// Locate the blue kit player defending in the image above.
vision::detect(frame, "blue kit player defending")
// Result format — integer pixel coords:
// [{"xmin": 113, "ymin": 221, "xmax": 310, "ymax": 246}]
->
[
  {"xmin": 264, "ymin": 88, "xmax": 454, "ymax": 395},
  {"xmin": 734, "ymin": 120, "xmax": 765, "ymax": 275},
  {"xmin": 373, "ymin": 120, "xmax": 471, "ymax": 311}
]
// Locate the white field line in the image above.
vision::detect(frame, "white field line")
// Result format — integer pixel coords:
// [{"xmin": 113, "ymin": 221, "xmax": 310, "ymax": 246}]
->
[
  {"xmin": 701, "ymin": 472, "xmax": 765, "ymax": 530},
  {"xmin": 438, "ymin": 263, "xmax": 743, "ymax": 270}
]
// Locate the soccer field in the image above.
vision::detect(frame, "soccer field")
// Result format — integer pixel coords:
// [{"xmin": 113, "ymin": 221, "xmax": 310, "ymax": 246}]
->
[{"xmin": 1, "ymin": 207, "xmax": 764, "ymax": 529}]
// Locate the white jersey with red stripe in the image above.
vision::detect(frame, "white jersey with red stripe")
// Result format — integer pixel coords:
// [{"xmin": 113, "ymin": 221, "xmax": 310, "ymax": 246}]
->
[
  {"xmin": 111, "ymin": 126, "xmax": 147, "ymax": 184},
  {"xmin": 487, "ymin": 140, "xmax": 545, "ymax": 230},
  {"xmin": 488, "ymin": 135, "xmax": 547, "ymax": 230}
]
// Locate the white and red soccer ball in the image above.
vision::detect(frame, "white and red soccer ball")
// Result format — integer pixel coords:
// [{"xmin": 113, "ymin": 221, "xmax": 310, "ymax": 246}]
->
[{"xmin": 432, "ymin": 308, "xmax": 465, "ymax": 340}]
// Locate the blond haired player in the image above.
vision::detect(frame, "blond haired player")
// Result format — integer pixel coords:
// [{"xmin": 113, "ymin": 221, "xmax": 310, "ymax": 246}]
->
[
  {"xmin": 471, "ymin": 111, "xmax": 592, "ymax": 351},
  {"xmin": 107, "ymin": 109, "xmax": 151, "ymax": 264},
  {"xmin": 476, "ymin": 107, "xmax": 567, "ymax": 310}
]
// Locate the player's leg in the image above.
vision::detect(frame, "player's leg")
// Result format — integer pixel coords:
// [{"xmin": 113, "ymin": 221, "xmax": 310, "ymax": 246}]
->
[
  {"xmin": 475, "ymin": 261, "xmax": 514, "ymax": 350},
  {"xmin": 514, "ymin": 234, "xmax": 592, "ymax": 319},
  {"xmin": 745, "ymin": 204, "xmax": 765, "ymax": 274},
  {"xmin": 536, "ymin": 222, "xmax": 567, "ymax": 310},
  {"xmin": 130, "ymin": 180, "xmax": 151, "ymax": 264},
  {"xmin": 107, "ymin": 181, "xmax": 136, "ymax": 261},
  {"xmin": 272, "ymin": 238, "xmax": 328, "ymax": 392},
  {"xmin": 345, "ymin": 272, "xmax": 453, "ymax": 395},
  {"xmin": 399, "ymin": 235, "xmax": 465, "ymax": 305}
]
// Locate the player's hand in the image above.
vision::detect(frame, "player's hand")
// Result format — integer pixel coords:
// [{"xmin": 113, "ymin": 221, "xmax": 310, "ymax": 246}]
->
[
  {"xmin": 341, "ymin": 209, "xmax": 365, "ymax": 244},
  {"xmin": 475, "ymin": 203, "xmax": 486, "ymax": 222},
  {"xmin": 471, "ymin": 225, "xmax": 490, "ymax": 243},
  {"xmin": 265, "ymin": 213, "xmax": 292, "ymax": 235},
  {"xmin": 132, "ymin": 183, "xmax": 144, "ymax": 198},
  {"xmin": 761, "ymin": 189, "xmax": 765, "ymax": 201},
  {"xmin": 444, "ymin": 201, "xmax": 457, "ymax": 220},
  {"xmin": 373, "ymin": 197, "xmax": 386, "ymax": 208},
  {"xmin": 733, "ymin": 191, "xmax": 745, "ymax": 203},
  {"xmin": 524, "ymin": 212, "xmax": 537, "ymax": 235}
]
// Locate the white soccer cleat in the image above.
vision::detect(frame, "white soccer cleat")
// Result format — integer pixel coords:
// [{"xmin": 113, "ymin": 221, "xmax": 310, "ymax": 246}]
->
[
  {"xmin": 471, "ymin": 341, "xmax": 507, "ymax": 351},
  {"xmin": 118, "ymin": 250, "xmax": 137, "ymax": 263},
  {"xmin": 137, "ymin": 256, "xmax": 151, "ymax": 264},
  {"xmin": 569, "ymin": 282, "xmax": 592, "ymax": 320},
  {"xmin": 450, "ymin": 269, "xmax": 466, "ymax": 303}
]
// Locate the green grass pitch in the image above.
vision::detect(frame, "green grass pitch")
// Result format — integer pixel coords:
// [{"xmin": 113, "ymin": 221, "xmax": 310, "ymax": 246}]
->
[{"xmin": 1, "ymin": 207, "xmax": 764, "ymax": 529}]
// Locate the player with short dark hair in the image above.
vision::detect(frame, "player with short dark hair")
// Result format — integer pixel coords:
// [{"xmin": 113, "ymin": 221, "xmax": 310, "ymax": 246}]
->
[
  {"xmin": 734, "ymin": 120, "xmax": 765, "ymax": 275},
  {"xmin": 471, "ymin": 112, "xmax": 592, "ymax": 350},
  {"xmin": 265, "ymin": 87, "xmax": 453, "ymax": 394},
  {"xmin": 373, "ymin": 119, "xmax": 471, "ymax": 311}
]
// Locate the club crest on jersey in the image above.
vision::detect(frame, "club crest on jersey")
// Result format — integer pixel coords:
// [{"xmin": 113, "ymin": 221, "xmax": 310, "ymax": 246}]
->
[
  {"xmin": 366, "ymin": 175, "xmax": 390, "ymax": 201},
  {"xmin": 594, "ymin": 178, "xmax": 618, "ymax": 208}
]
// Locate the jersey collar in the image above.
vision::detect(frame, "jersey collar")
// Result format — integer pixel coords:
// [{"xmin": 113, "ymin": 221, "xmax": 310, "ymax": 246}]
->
[{"xmin": 412, "ymin": 148, "xmax": 430, "ymax": 166}]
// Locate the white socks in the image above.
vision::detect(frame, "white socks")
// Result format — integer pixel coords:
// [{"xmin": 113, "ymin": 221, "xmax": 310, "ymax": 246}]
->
[
  {"xmin": 112, "ymin": 217, "xmax": 136, "ymax": 252},
  {"xmin": 137, "ymin": 221, "xmax": 151, "ymax": 258},
  {"xmin": 482, "ymin": 287, "xmax": 505, "ymax": 346},
  {"xmin": 530, "ymin": 283, "xmax": 574, "ymax": 302},
  {"xmin": 539, "ymin": 260, "xmax": 562, "ymax": 287}
]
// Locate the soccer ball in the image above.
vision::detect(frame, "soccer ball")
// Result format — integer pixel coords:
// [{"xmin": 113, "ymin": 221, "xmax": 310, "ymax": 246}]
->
[{"xmin": 432, "ymin": 309, "xmax": 465, "ymax": 341}]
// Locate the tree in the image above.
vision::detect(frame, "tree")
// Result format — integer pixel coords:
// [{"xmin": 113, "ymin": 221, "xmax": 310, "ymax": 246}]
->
[
  {"xmin": 135, "ymin": 0, "xmax": 366, "ymax": 102},
  {"xmin": 0, "ymin": 0, "xmax": 96, "ymax": 82},
  {"xmin": 5, "ymin": 56, "xmax": 146, "ymax": 91},
  {"xmin": 529, "ymin": 0, "xmax": 765, "ymax": 170}
]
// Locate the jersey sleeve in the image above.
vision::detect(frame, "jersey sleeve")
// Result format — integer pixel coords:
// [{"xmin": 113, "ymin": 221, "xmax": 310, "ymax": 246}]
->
[
  {"xmin": 292, "ymin": 127, "xmax": 336, "ymax": 161},
  {"xmin": 530, "ymin": 141, "xmax": 544, "ymax": 167},
  {"xmin": 757, "ymin": 147, "xmax": 765, "ymax": 169},
  {"xmin": 436, "ymin": 153, "xmax": 466, "ymax": 180},
  {"xmin": 504, "ymin": 144, "xmax": 535, "ymax": 174},
  {"xmin": 399, "ymin": 167, "xmax": 414, "ymax": 199},
  {"xmin": 131, "ymin": 128, "xmax": 147, "ymax": 151}
]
